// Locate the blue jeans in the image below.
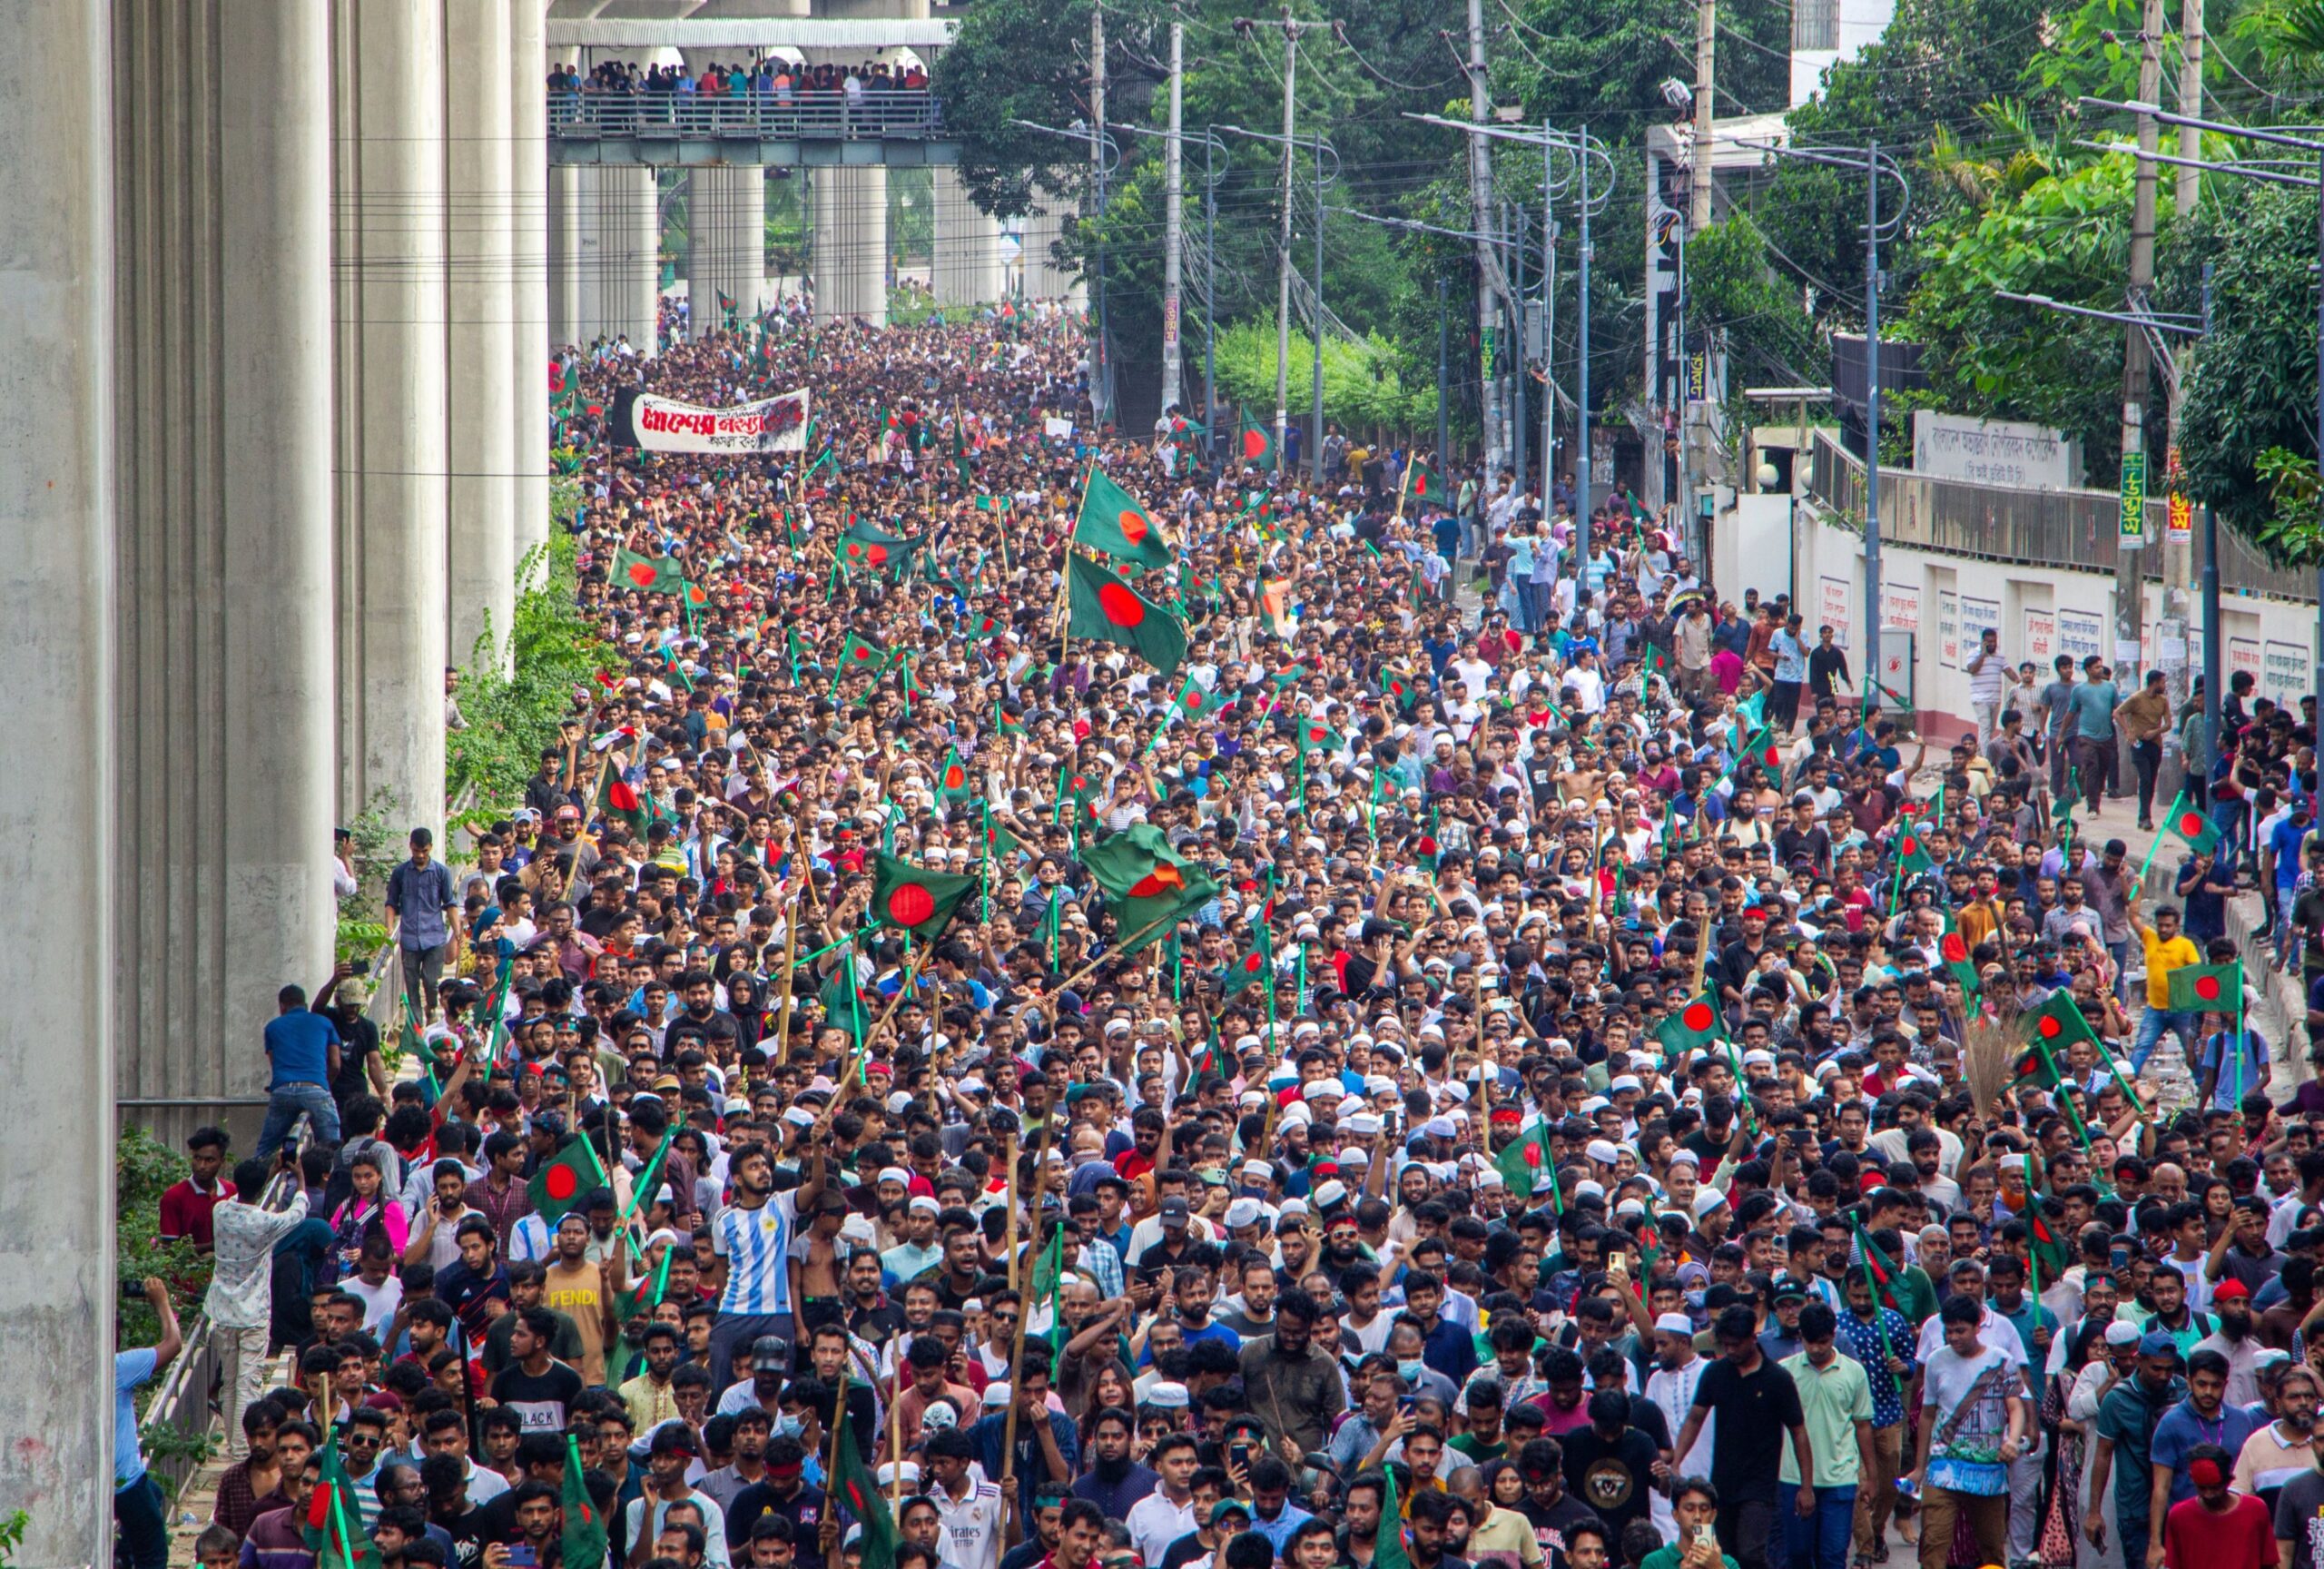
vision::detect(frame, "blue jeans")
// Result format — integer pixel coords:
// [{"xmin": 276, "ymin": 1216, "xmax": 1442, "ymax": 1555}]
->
[
  {"xmin": 255, "ymin": 1081, "xmax": 341, "ymax": 1159},
  {"xmin": 115, "ymin": 1474, "xmax": 169, "ymax": 1569},
  {"xmin": 2132, "ymin": 1006, "xmax": 2197, "ymax": 1073},
  {"xmin": 1781, "ymin": 1485, "xmax": 1856, "ymax": 1569}
]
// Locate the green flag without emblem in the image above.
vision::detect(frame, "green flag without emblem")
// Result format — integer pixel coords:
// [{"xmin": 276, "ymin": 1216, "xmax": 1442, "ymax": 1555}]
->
[{"xmin": 830, "ymin": 1405, "xmax": 901, "ymax": 1569}]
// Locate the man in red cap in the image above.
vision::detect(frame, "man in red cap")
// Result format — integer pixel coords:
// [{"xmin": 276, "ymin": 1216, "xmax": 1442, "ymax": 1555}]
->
[
  {"xmin": 2193, "ymin": 1277, "xmax": 2266, "ymax": 1406},
  {"xmin": 2161, "ymin": 1443, "xmax": 2274, "ymax": 1569}
]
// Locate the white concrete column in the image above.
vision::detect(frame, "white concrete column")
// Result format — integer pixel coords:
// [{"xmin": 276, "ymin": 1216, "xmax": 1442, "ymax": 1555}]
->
[
  {"xmin": 0, "ymin": 1, "xmax": 113, "ymax": 1555},
  {"xmin": 813, "ymin": 165, "xmax": 889, "ymax": 324},
  {"xmin": 1021, "ymin": 184, "xmax": 1084, "ymax": 304},
  {"xmin": 549, "ymin": 163, "xmax": 582, "ymax": 348},
  {"xmin": 509, "ymin": 0, "xmax": 550, "ymax": 565},
  {"xmin": 688, "ymin": 165, "xmax": 766, "ymax": 336},
  {"xmin": 578, "ymin": 166, "xmax": 659, "ymax": 350},
  {"xmin": 444, "ymin": 0, "xmax": 517, "ymax": 668},
  {"xmin": 332, "ymin": 0, "xmax": 449, "ymax": 837},
  {"xmin": 931, "ymin": 164, "xmax": 1004, "ymax": 307}
]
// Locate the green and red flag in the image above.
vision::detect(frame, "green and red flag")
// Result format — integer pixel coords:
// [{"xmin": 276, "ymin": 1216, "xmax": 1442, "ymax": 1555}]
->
[
  {"xmin": 828, "ymin": 1398, "xmax": 901, "ymax": 1569},
  {"xmin": 1075, "ymin": 469, "xmax": 1174, "ymax": 567},
  {"xmin": 611, "ymin": 548, "xmax": 686, "ymax": 594},
  {"xmin": 2167, "ymin": 961, "xmax": 2241, "ymax": 1014},
  {"xmin": 840, "ymin": 519, "xmax": 919, "ymax": 573},
  {"xmin": 1894, "ymin": 824, "xmax": 1936, "ymax": 877},
  {"xmin": 562, "ymin": 1435, "xmax": 609, "ymax": 1569},
  {"xmin": 1067, "ymin": 552, "xmax": 1187, "ymax": 676},
  {"xmin": 2019, "ymin": 991, "xmax": 2098, "ymax": 1055},
  {"xmin": 1297, "ymin": 716, "xmax": 1344, "ymax": 753},
  {"xmin": 1855, "ymin": 1219, "xmax": 1907, "ymax": 1315},
  {"xmin": 2026, "ymin": 1186, "xmax": 2070, "ymax": 1282},
  {"xmin": 834, "ymin": 631, "xmax": 888, "ymax": 673},
  {"xmin": 1938, "ymin": 911, "xmax": 1981, "ymax": 1003},
  {"xmin": 596, "ymin": 757, "xmax": 657, "ymax": 841},
  {"xmin": 306, "ymin": 1437, "xmax": 381, "ymax": 1569},
  {"xmin": 1382, "ymin": 667, "xmax": 1418, "ymax": 711},
  {"xmin": 1493, "ymin": 1121, "xmax": 1558, "ymax": 1211},
  {"xmin": 1225, "ymin": 920, "xmax": 1275, "ymax": 996},
  {"xmin": 528, "ymin": 1134, "xmax": 608, "ymax": 1229},
  {"xmin": 1236, "ymin": 407, "xmax": 1276, "ymax": 469},
  {"xmin": 820, "ymin": 963, "xmax": 870, "ymax": 1046},
  {"xmin": 1375, "ymin": 1461, "xmax": 1413, "ymax": 1569},
  {"xmin": 936, "ymin": 747, "xmax": 974, "ymax": 804},
  {"xmin": 2162, "ymin": 791, "xmax": 2220, "ymax": 855},
  {"xmin": 1652, "ymin": 990, "xmax": 1725, "ymax": 1060},
  {"xmin": 1407, "ymin": 459, "xmax": 1442, "ymax": 504},
  {"xmin": 869, "ymin": 853, "xmax": 979, "ymax": 943},
  {"xmin": 965, "ymin": 609, "xmax": 1008, "ymax": 640},
  {"xmin": 1081, "ymin": 822, "xmax": 1221, "ymax": 953}
]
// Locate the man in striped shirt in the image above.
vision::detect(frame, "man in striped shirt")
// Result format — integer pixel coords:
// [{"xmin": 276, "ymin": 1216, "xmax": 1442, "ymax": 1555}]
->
[{"xmin": 707, "ymin": 1130, "xmax": 833, "ymax": 1394}]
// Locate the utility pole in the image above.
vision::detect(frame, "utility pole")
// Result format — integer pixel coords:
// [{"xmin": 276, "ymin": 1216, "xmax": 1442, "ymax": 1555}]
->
[
  {"xmin": 1437, "ymin": 276, "xmax": 1451, "ymax": 468},
  {"xmin": 1275, "ymin": 13, "xmax": 1297, "ymax": 472},
  {"xmin": 1691, "ymin": 0, "xmax": 1716, "ymax": 232},
  {"xmin": 2178, "ymin": 0, "xmax": 2203, "ymax": 219},
  {"xmin": 1163, "ymin": 20, "xmax": 1184, "ymax": 425},
  {"xmin": 1541, "ymin": 129, "xmax": 1560, "ymax": 511},
  {"xmin": 1466, "ymin": 0, "xmax": 1505, "ymax": 479},
  {"xmin": 1312, "ymin": 124, "xmax": 1325, "ymax": 484},
  {"xmin": 1091, "ymin": 0, "xmax": 1113, "ymax": 428},
  {"xmin": 1509, "ymin": 200, "xmax": 1526, "ymax": 498},
  {"xmin": 2160, "ymin": 0, "xmax": 2202, "ymax": 775},
  {"xmin": 1576, "ymin": 126, "xmax": 1598, "ymax": 567},
  {"xmin": 2114, "ymin": 0, "xmax": 2163, "ymax": 742}
]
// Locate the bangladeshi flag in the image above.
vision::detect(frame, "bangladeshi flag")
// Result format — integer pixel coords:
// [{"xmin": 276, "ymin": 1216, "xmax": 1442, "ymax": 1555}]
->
[
  {"xmin": 1167, "ymin": 677, "xmax": 1215, "ymax": 724},
  {"xmin": 1067, "ymin": 551, "xmax": 1187, "ymax": 676},
  {"xmin": 1297, "ymin": 716, "xmax": 1344, "ymax": 753},
  {"xmin": 305, "ymin": 1437, "xmax": 381, "ymax": 1569},
  {"xmin": 829, "ymin": 1392, "xmax": 902, "ymax": 1569},
  {"xmin": 1382, "ymin": 668, "xmax": 1417, "ymax": 710},
  {"xmin": 936, "ymin": 747, "xmax": 974, "ymax": 804},
  {"xmin": 2168, "ymin": 961, "xmax": 2241, "ymax": 1013},
  {"xmin": 1894, "ymin": 824, "xmax": 1936, "ymax": 877},
  {"xmin": 1856, "ymin": 1221, "xmax": 1907, "ymax": 1315},
  {"xmin": 965, "ymin": 609, "xmax": 1008, "ymax": 640},
  {"xmin": 1652, "ymin": 990, "xmax": 1725, "ymax": 1059},
  {"xmin": 1236, "ymin": 407, "xmax": 1276, "ymax": 469},
  {"xmin": 869, "ymin": 852, "xmax": 978, "ymax": 943},
  {"xmin": 840, "ymin": 519, "xmax": 919, "ymax": 573},
  {"xmin": 1076, "ymin": 468, "xmax": 1174, "ymax": 567},
  {"xmin": 1081, "ymin": 822, "xmax": 1221, "ymax": 953},
  {"xmin": 2026, "ymin": 1181, "xmax": 2070, "ymax": 1282},
  {"xmin": 528, "ymin": 1134, "xmax": 606, "ymax": 1229},
  {"xmin": 1225, "ymin": 922, "xmax": 1274, "ymax": 996},
  {"xmin": 834, "ymin": 631, "xmax": 888, "ymax": 672},
  {"xmin": 1493, "ymin": 1123, "xmax": 1558, "ymax": 1209},
  {"xmin": 596, "ymin": 757, "xmax": 654, "ymax": 841},
  {"xmin": 2162, "ymin": 791, "xmax": 2221, "ymax": 855},
  {"xmin": 1723, "ymin": 723, "xmax": 1783, "ymax": 780},
  {"xmin": 1938, "ymin": 912, "xmax": 1981, "ymax": 1002},
  {"xmin": 1408, "ymin": 459, "xmax": 1441, "ymax": 503},
  {"xmin": 561, "ymin": 1435, "xmax": 608, "ymax": 1569},
  {"xmin": 612, "ymin": 548, "xmax": 685, "ymax": 594}
]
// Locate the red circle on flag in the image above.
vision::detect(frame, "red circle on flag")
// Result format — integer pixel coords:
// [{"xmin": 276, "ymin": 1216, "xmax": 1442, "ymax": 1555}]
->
[
  {"xmin": 1524, "ymin": 1144, "xmax": 1542, "ymax": 1167},
  {"xmin": 1941, "ymin": 933, "xmax": 1967, "ymax": 962},
  {"xmin": 868, "ymin": 545, "xmax": 890, "ymax": 566},
  {"xmin": 2195, "ymin": 975, "xmax": 2221, "ymax": 1002},
  {"xmin": 1308, "ymin": 725, "xmax": 1327, "ymax": 743},
  {"xmin": 1187, "ymin": 690, "xmax": 1206, "ymax": 710},
  {"xmin": 1098, "ymin": 582, "xmax": 1146, "ymax": 627},
  {"xmin": 846, "ymin": 542, "xmax": 865, "ymax": 560},
  {"xmin": 626, "ymin": 563, "xmax": 657, "ymax": 588},
  {"xmin": 2038, "ymin": 1014, "xmax": 2063, "ymax": 1039},
  {"xmin": 544, "ymin": 1164, "xmax": 579, "ymax": 1201},
  {"xmin": 1681, "ymin": 1002, "xmax": 1714, "ymax": 1031},
  {"xmin": 944, "ymin": 765, "xmax": 966, "ymax": 789},
  {"xmin": 852, "ymin": 644, "xmax": 875, "ymax": 661},
  {"xmin": 886, "ymin": 883, "xmax": 936, "ymax": 925},
  {"xmin": 1128, "ymin": 865, "xmax": 1185, "ymax": 898},
  {"xmin": 1900, "ymin": 836, "xmax": 1918, "ymax": 857},
  {"xmin": 1242, "ymin": 954, "xmax": 1263, "ymax": 972},
  {"xmin": 1119, "ymin": 508, "xmax": 1150, "ymax": 544},
  {"xmin": 2179, "ymin": 811, "xmax": 2206, "ymax": 837},
  {"xmin": 1242, "ymin": 429, "xmax": 1266, "ymax": 459}
]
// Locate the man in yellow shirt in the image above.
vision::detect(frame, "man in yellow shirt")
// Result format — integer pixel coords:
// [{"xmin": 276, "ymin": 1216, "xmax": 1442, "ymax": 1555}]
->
[{"xmin": 2128, "ymin": 899, "xmax": 2202, "ymax": 1075}]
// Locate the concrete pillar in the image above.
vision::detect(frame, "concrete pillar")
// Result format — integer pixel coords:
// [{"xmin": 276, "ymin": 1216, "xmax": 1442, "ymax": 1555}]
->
[
  {"xmin": 813, "ymin": 165, "xmax": 889, "ymax": 324},
  {"xmin": 1022, "ymin": 184, "xmax": 1085, "ymax": 304},
  {"xmin": 510, "ymin": 0, "xmax": 550, "ymax": 565},
  {"xmin": 332, "ymin": 0, "xmax": 449, "ymax": 837},
  {"xmin": 113, "ymin": 0, "xmax": 339, "ymax": 1143},
  {"xmin": 931, "ymin": 164, "xmax": 1004, "ymax": 307},
  {"xmin": 444, "ymin": 0, "xmax": 517, "ymax": 668},
  {"xmin": 0, "ymin": 2, "xmax": 113, "ymax": 1553},
  {"xmin": 578, "ymin": 165, "xmax": 659, "ymax": 350},
  {"xmin": 549, "ymin": 163, "xmax": 582, "ymax": 349},
  {"xmin": 687, "ymin": 164, "xmax": 766, "ymax": 335}
]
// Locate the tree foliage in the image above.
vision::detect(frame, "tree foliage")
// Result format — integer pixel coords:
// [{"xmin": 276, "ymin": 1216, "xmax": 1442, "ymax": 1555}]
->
[{"xmin": 1209, "ymin": 319, "xmax": 1438, "ymax": 432}]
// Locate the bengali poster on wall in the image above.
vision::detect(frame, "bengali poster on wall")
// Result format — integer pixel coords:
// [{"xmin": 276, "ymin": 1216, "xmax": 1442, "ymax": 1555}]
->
[
  {"xmin": 2265, "ymin": 640, "xmax": 2309, "ymax": 706},
  {"xmin": 2056, "ymin": 608, "xmax": 2104, "ymax": 664},
  {"xmin": 1819, "ymin": 577, "xmax": 1851, "ymax": 644},
  {"xmin": 1937, "ymin": 592, "xmax": 1960, "ymax": 668},
  {"xmin": 1883, "ymin": 582, "xmax": 1921, "ymax": 634},
  {"xmin": 2024, "ymin": 609, "xmax": 2054, "ymax": 664}
]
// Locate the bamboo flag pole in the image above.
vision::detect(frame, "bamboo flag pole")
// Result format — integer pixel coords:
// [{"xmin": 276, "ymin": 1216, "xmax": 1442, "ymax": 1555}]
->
[{"xmin": 997, "ymin": 1110, "xmax": 1059, "ymax": 1548}]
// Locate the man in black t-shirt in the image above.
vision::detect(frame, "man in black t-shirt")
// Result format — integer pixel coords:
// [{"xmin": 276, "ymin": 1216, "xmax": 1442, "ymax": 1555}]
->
[
  {"xmin": 1513, "ymin": 1438, "xmax": 1605, "ymax": 1569},
  {"xmin": 1557, "ymin": 1393, "xmax": 1659, "ymax": 1544},
  {"xmin": 1669, "ymin": 1306, "xmax": 1810, "ymax": 1569},
  {"xmin": 486, "ymin": 1308, "xmax": 586, "ymax": 1434}
]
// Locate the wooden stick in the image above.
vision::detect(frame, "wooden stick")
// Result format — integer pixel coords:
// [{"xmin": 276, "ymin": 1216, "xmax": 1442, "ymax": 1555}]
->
[
  {"xmin": 773, "ymin": 827, "xmax": 806, "ymax": 1067},
  {"xmin": 997, "ymin": 1110, "xmax": 1059, "ymax": 1548},
  {"xmin": 1003, "ymin": 1131, "xmax": 1023, "ymax": 1294}
]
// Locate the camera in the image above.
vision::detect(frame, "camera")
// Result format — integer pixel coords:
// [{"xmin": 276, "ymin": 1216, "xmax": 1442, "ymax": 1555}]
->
[{"xmin": 350, "ymin": 958, "xmax": 370, "ymax": 976}]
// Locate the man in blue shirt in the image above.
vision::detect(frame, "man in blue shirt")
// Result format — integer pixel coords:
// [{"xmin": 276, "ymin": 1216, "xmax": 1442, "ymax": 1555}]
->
[
  {"xmin": 2069, "ymin": 659, "xmax": 2122, "ymax": 816},
  {"xmin": 256, "ymin": 981, "xmax": 343, "ymax": 1158},
  {"xmin": 385, "ymin": 825, "xmax": 458, "ymax": 1024},
  {"xmin": 115, "ymin": 1278, "xmax": 183, "ymax": 1569},
  {"xmin": 2147, "ymin": 1345, "xmax": 2264, "ymax": 1533}
]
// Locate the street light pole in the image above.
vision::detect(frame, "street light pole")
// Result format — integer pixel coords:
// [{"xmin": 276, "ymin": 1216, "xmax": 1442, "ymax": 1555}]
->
[
  {"xmin": 1313, "ymin": 132, "xmax": 1325, "ymax": 485},
  {"xmin": 1438, "ymin": 276, "xmax": 1451, "ymax": 469}
]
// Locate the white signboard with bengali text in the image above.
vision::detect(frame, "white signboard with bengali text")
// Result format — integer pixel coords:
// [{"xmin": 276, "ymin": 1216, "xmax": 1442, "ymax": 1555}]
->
[
  {"xmin": 2265, "ymin": 640, "xmax": 2309, "ymax": 706},
  {"xmin": 1959, "ymin": 596, "xmax": 1999, "ymax": 654},
  {"xmin": 2057, "ymin": 608, "xmax": 2104, "ymax": 664},
  {"xmin": 1910, "ymin": 410, "xmax": 2079, "ymax": 489},
  {"xmin": 1819, "ymin": 577, "xmax": 1851, "ymax": 644},
  {"xmin": 1937, "ymin": 592, "xmax": 1959, "ymax": 668},
  {"xmin": 2230, "ymin": 637, "xmax": 2262, "ymax": 686},
  {"xmin": 2024, "ymin": 610, "xmax": 2054, "ymax": 665},
  {"xmin": 1883, "ymin": 582, "xmax": 1921, "ymax": 634}
]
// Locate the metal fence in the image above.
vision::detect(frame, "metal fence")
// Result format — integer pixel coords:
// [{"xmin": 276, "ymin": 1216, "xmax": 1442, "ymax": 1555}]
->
[
  {"xmin": 143, "ymin": 1313, "xmax": 220, "ymax": 1499},
  {"xmin": 548, "ymin": 91, "xmax": 943, "ymax": 142},
  {"xmin": 1805, "ymin": 429, "xmax": 2316, "ymax": 601}
]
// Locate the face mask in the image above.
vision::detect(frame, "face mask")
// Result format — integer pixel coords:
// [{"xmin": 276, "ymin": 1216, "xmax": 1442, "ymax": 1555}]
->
[
  {"xmin": 1397, "ymin": 1359, "xmax": 1427, "ymax": 1385},
  {"xmin": 775, "ymin": 1415, "xmax": 803, "ymax": 1439}
]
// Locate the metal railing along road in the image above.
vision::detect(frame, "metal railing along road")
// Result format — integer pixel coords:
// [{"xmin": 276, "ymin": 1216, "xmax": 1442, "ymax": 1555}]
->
[
  {"xmin": 549, "ymin": 90, "xmax": 943, "ymax": 143},
  {"xmin": 142, "ymin": 1311, "xmax": 220, "ymax": 1498},
  {"xmin": 1805, "ymin": 428, "xmax": 2316, "ymax": 601}
]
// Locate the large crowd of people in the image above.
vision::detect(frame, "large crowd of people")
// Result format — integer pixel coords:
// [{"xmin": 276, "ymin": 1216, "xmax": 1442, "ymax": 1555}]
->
[{"xmin": 117, "ymin": 301, "xmax": 2324, "ymax": 1569}]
